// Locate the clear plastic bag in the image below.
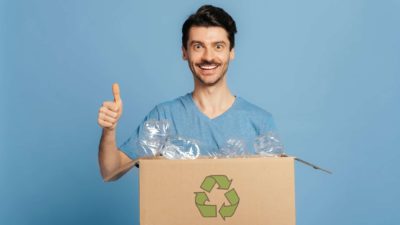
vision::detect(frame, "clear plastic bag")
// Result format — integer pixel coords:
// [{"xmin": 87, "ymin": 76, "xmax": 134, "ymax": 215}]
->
[
  {"xmin": 253, "ymin": 132, "xmax": 285, "ymax": 157},
  {"xmin": 220, "ymin": 139, "xmax": 248, "ymax": 157},
  {"xmin": 207, "ymin": 150, "xmax": 223, "ymax": 159},
  {"xmin": 135, "ymin": 119, "xmax": 170, "ymax": 157},
  {"xmin": 133, "ymin": 120, "xmax": 286, "ymax": 160},
  {"xmin": 161, "ymin": 136, "xmax": 201, "ymax": 160}
]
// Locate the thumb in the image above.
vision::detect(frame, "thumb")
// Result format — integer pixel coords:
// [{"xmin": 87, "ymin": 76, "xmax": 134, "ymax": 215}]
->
[{"xmin": 112, "ymin": 83, "xmax": 122, "ymax": 106}]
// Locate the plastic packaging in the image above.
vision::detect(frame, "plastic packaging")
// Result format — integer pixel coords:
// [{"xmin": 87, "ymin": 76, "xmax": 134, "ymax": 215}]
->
[
  {"xmin": 133, "ymin": 120, "xmax": 285, "ymax": 160},
  {"xmin": 253, "ymin": 132, "xmax": 285, "ymax": 157},
  {"xmin": 161, "ymin": 136, "xmax": 201, "ymax": 160},
  {"xmin": 207, "ymin": 150, "xmax": 223, "ymax": 159},
  {"xmin": 135, "ymin": 119, "xmax": 170, "ymax": 157},
  {"xmin": 220, "ymin": 139, "xmax": 248, "ymax": 157}
]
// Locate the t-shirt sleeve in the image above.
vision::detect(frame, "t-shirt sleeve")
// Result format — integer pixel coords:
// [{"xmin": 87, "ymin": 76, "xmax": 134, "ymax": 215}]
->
[
  {"xmin": 119, "ymin": 106, "xmax": 161, "ymax": 160},
  {"xmin": 260, "ymin": 112, "xmax": 278, "ymax": 134}
]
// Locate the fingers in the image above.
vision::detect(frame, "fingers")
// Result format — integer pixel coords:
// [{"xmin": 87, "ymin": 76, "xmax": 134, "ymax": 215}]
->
[
  {"xmin": 112, "ymin": 83, "xmax": 121, "ymax": 105},
  {"xmin": 98, "ymin": 117, "xmax": 114, "ymax": 129},
  {"xmin": 102, "ymin": 101, "xmax": 120, "ymax": 112},
  {"xmin": 98, "ymin": 116, "xmax": 113, "ymax": 127},
  {"xmin": 98, "ymin": 101, "xmax": 121, "ymax": 129},
  {"xmin": 98, "ymin": 112, "xmax": 117, "ymax": 124},
  {"xmin": 98, "ymin": 83, "xmax": 123, "ymax": 130},
  {"xmin": 99, "ymin": 106, "xmax": 118, "ymax": 118}
]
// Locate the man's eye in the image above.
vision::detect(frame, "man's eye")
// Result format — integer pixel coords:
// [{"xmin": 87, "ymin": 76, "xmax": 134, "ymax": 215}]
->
[
  {"xmin": 194, "ymin": 44, "xmax": 202, "ymax": 49},
  {"xmin": 216, "ymin": 44, "xmax": 224, "ymax": 50}
]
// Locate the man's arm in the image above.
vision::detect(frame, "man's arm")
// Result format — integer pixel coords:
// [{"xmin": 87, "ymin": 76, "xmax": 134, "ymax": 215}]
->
[
  {"xmin": 98, "ymin": 129, "xmax": 133, "ymax": 181},
  {"xmin": 97, "ymin": 83, "xmax": 133, "ymax": 181}
]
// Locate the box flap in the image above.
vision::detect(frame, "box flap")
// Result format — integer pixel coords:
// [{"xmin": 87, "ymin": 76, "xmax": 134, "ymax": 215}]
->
[{"xmin": 293, "ymin": 157, "xmax": 332, "ymax": 174}]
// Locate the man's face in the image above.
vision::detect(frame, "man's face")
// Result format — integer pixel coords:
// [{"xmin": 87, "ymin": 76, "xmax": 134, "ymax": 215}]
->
[{"xmin": 182, "ymin": 26, "xmax": 235, "ymax": 87}]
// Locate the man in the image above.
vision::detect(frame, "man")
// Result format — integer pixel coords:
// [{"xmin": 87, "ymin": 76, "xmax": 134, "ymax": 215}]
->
[{"xmin": 97, "ymin": 5, "xmax": 277, "ymax": 181}]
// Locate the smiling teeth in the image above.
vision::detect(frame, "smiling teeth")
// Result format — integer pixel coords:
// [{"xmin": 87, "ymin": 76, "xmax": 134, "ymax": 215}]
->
[{"xmin": 199, "ymin": 65, "xmax": 218, "ymax": 69}]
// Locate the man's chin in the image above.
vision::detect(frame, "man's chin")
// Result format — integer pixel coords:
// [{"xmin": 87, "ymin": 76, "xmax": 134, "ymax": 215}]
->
[{"xmin": 195, "ymin": 75, "xmax": 223, "ymax": 87}]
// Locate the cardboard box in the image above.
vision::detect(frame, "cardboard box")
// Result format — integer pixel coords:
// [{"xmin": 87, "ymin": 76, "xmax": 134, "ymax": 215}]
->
[{"xmin": 137, "ymin": 157, "xmax": 296, "ymax": 225}]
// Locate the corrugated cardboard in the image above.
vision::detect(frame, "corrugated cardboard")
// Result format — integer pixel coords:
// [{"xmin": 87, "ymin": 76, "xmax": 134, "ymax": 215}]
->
[{"xmin": 138, "ymin": 157, "xmax": 296, "ymax": 225}]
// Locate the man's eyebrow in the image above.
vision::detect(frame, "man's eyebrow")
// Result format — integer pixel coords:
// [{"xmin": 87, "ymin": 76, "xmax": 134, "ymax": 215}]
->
[
  {"xmin": 190, "ymin": 40, "xmax": 204, "ymax": 45},
  {"xmin": 214, "ymin": 41, "xmax": 227, "ymax": 45},
  {"xmin": 189, "ymin": 40, "xmax": 227, "ymax": 45}
]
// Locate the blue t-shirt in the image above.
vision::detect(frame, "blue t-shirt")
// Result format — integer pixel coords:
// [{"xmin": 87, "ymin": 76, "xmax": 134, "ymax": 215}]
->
[{"xmin": 119, "ymin": 93, "xmax": 277, "ymax": 159}]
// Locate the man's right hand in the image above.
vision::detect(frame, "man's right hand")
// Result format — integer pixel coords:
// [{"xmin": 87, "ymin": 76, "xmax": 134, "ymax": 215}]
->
[{"xmin": 98, "ymin": 83, "xmax": 123, "ymax": 130}]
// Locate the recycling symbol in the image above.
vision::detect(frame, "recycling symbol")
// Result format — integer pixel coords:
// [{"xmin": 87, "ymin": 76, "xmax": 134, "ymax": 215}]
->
[{"xmin": 194, "ymin": 175, "xmax": 240, "ymax": 220}]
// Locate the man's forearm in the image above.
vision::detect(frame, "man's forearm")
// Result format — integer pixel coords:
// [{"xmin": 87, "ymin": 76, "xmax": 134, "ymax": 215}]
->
[{"xmin": 98, "ymin": 129, "xmax": 122, "ymax": 179}]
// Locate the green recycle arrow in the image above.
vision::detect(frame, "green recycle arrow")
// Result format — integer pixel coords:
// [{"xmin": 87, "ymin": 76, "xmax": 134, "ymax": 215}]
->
[
  {"xmin": 219, "ymin": 188, "xmax": 240, "ymax": 220},
  {"xmin": 200, "ymin": 175, "xmax": 232, "ymax": 192},
  {"xmin": 195, "ymin": 192, "xmax": 217, "ymax": 217},
  {"xmin": 195, "ymin": 175, "xmax": 240, "ymax": 220}
]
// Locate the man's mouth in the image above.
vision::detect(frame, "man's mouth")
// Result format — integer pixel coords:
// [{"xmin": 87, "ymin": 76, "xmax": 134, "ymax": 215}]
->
[{"xmin": 197, "ymin": 63, "xmax": 219, "ymax": 70}]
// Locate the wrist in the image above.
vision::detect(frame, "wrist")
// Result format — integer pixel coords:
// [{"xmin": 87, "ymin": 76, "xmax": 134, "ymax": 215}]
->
[
  {"xmin": 101, "ymin": 128, "xmax": 117, "ymax": 144},
  {"xmin": 103, "ymin": 127, "xmax": 116, "ymax": 134}
]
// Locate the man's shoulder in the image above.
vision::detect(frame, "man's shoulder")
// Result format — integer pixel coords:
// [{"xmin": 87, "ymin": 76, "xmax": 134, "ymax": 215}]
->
[
  {"xmin": 235, "ymin": 96, "xmax": 273, "ymax": 118},
  {"xmin": 154, "ymin": 93, "xmax": 192, "ymax": 111}
]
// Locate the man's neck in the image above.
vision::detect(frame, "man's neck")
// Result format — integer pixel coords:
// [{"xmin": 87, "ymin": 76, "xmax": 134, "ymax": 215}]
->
[{"xmin": 192, "ymin": 83, "xmax": 235, "ymax": 119}]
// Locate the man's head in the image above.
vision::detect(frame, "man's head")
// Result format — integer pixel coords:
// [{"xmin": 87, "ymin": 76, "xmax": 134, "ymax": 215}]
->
[
  {"xmin": 182, "ymin": 5, "xmax": 237, "ymax": 87},
  {"xmin": 182, "ymin": 5, "xmax": 237, "ymax": 50}
]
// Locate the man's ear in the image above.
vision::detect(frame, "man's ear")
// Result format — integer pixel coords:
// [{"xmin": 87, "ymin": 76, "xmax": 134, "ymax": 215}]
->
[
  {"xmin": 182, "ymin": 46, "xmax": 188, "ymax": 60},
  {"xmin": 230, "ymin": 48, "xmax": 235, "ymax": 60}
]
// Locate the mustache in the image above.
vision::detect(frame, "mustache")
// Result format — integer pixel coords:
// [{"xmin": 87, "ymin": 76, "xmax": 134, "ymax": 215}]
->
[{"xmin": 196, "ymin": 60, "xmax": 220, "ymax": 66}]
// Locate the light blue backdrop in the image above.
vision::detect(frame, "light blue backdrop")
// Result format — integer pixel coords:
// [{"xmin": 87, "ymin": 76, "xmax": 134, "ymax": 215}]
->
[{"xmin": 2, "ymin": 0, "xmax": 399, "ymax": 224}]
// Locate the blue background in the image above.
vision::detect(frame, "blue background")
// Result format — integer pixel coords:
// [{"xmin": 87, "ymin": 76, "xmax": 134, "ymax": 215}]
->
[{"xmin": 1, "ymin": 0, "xmax": 400, "ymax": 224}]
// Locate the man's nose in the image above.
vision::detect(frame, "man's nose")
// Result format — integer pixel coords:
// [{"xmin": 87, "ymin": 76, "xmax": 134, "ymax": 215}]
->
[{"xmin": 202, "ymin": 48, "xmax": 215, "ymax": 61}]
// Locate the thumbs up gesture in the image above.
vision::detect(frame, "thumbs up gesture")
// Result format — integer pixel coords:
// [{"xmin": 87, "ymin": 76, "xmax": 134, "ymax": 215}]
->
[{"xmin": 98, "ymin": 83, "xmax": 123, "ymax": 130}]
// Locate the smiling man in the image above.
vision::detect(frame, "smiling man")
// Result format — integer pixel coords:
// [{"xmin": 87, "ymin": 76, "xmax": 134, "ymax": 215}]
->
[
  {"xmin": 184, "ymin": 24, "xmax": 236, "ymax": 119},
  {"xmin": 97, "ymin": 5, "xmax": 277, "ymax": 180},
  {"xmin": 184, "ymin": 26, "xmax": 234, "ymax": 87}
]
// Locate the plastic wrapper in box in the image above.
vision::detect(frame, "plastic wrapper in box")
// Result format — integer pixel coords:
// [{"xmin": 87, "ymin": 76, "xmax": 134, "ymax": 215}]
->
[
  {"xmin": 161, "ymin": 136, "xmax": 201, "ymax": 160},
  {"xmin": 254, "ymin": 132, "xmax": 285, "ymax": 157},
  {"xmin": 135, "ymin": 119, "xmax": 171, "ymax": 157},
  {"xmin": 219, "ymin": 139, "xmax": 248, "ymax": 157},
  {"xmin": 134, "ymin": 120, "xmax": 286, "ymax": 159}
]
